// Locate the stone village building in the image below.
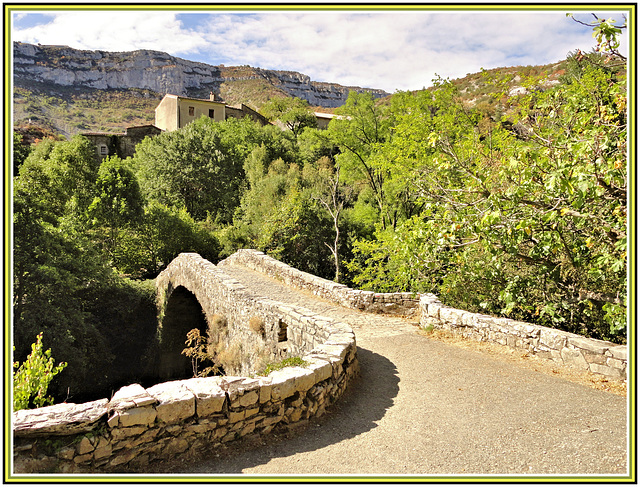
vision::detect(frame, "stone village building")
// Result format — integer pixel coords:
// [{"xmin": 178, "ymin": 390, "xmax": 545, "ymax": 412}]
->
[{"xmin": 81, "ymin": 125, "xmax": 163, "ymax": 163}]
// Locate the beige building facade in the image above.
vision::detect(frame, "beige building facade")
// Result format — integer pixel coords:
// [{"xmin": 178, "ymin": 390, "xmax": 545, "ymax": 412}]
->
[{"xmin": 155, "ymin": 93, "xmax": 226, "ymax": 131}]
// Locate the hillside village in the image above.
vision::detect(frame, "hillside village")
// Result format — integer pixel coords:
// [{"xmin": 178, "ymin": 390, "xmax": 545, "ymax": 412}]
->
[{"xmin": 80, "ymin": 91, "xmax": 340, "ymax": 163}]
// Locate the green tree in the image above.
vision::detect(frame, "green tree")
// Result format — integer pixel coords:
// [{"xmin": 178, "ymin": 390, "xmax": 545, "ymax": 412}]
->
[
  {"xmin": 17, "ymin": 135, "xmax": 99, "ymax": 219},
  {"xmin": 326, "ymin": 92, "xmax": 395, "ymax": 228},
  {"xmin": 118, "ymin": 202, "xmax": 221, "ymax": 276},
  {"xmin": 13, "ymin": 131, "xmax": 32, "ymax": 174},
  {"xmin": 348, "ymin": 64, "xmax": 626, "ymax": 342},
  {"xmin": 308, "ymin": 157, "xmax": 353, "ymax": 282},
  {"xmin": 260, "ymin": 96, "xmax": 318, "ymax": 137},
  {"xmin": 87, "ymin": 155, "xmax": 145, "ymax": 268},
  {"xmin": 132, "ymin": 117, "xmax": 245, "ymax": 222},
  {"xmin": 258, "ymin": 189, "xmax": 334, "ymax": 279}
]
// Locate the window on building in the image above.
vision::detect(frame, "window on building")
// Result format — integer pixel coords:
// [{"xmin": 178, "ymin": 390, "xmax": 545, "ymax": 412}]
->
[
  {"xmin": 189, "ymin": 106, "xmax": 195, "ymax": 116},
  {"xmin": 100, "ymin": 146, "xmax": 108, "ymax": 155},
  {"xmin": 209, "ymin": 109, "xmax": 215, "ymax": 118}
]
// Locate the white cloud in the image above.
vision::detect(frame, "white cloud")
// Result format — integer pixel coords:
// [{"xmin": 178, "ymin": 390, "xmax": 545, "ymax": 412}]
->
[
  {"xmin": 10, "ymin": 9, "xmax": 630, "ymax": 93},
  {"xmin": 12, "ymin": 12, "xmax": 209, "ymax": 55}
]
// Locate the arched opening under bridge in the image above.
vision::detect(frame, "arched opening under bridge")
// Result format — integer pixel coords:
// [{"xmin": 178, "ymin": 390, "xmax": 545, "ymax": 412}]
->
[{"xmin": 158, "ymin": 285, "xmax": 208, "ymax": 381}]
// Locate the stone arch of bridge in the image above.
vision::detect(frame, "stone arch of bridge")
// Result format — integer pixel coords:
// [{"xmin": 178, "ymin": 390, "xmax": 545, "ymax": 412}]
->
[{"xmin": 158, "ymin": 284, "xmax": 208, "ymax": 382}]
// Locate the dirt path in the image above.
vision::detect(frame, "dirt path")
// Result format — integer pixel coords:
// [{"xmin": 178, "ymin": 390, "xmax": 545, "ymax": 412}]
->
[{"xmin": 162, "ymin": 264, "xmax": 629, "ymax": 476}]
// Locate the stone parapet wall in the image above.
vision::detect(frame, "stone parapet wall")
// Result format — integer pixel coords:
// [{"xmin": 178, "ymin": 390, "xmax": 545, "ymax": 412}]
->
[
  {"xmin": 14, "ymin": 344, "xmax": 357, "ymax": 473},
  {"xmin": 419, "ymin": 294, "xmax": 627, "ymax": 380},
  {"xmin": 220, "ymin": 249, "xmax": 419, "ymax": 316},
  {"xmin": 12, "ymin": 252, "xmax": 358, "ymax": 474}
]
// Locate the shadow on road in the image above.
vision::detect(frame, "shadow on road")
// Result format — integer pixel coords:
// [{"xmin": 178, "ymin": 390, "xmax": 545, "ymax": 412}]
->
[{"xmin": 162, "ymin": 346, "xmax": 399, "ymax": 473}]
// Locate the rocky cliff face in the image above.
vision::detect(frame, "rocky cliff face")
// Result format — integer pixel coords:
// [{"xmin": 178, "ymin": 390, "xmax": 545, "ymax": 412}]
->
[{"xmin": 13, "ymin": 42, "xmax": 388, "ymax": 108}]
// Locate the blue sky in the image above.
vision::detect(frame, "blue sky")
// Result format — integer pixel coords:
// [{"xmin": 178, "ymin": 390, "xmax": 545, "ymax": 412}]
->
[{"xmin": 10, "ymin": 7, "xmax": 630, "ymax": 93}]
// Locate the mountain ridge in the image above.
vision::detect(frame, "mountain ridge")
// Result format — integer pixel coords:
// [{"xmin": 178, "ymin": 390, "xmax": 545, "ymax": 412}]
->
[{"xmin": 13, "ymin": 42, "xmax": 389, "ymax": 109}]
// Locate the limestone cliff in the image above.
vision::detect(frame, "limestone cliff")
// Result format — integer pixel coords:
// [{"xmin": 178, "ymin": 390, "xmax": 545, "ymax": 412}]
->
[{"xmin": 13, "ymin": 42, "xmax": 388, "ymax": 108}]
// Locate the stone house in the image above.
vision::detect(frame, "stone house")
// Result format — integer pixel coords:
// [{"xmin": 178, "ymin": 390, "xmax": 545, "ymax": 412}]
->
[
  {"xmin": 81, "ymin": 124, "xmax": 162, "ymax": 163},
  {"xmin": 313, "ymin": 111, "xmax": 343, "ymax": 130}
]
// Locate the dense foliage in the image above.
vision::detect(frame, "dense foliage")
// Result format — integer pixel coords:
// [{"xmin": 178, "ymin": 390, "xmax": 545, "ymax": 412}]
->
[{"xmin": 12, "ymin": 27, "xmax": 628, "ymax": 405}]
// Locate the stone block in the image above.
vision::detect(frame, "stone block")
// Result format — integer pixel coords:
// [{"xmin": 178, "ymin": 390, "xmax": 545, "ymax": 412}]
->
[
  {"xmin": 240, "ymin": 422, "xmax": 256, "ymax": 436},
  {"xmin": 325, "ymin": 333, "xmax": 355, "ymax": 347},
  {"xmin": 93, "ymin": 438, "xmax": 112, "ymax": 461},
  {"xmin": 13, "ymin": 399, "xmax": 109, "ymax": 437},
  {"xmin": 186, "ymin": 423, "xmax": 210, "ymax": 435},
  {"xmin": 73, "ymin": 453, "xmax": 93, "ymax": 465},
  {"xmin": 165, "ymin": 425, "xmax": 182, "ymax": 436},
  {"xmin": 147, "ymin": 381, "xmax": 196, "ymax": 424},
  {"xmin": 269, "ymin": 368, "xmax": 299, "ymax": 400},
  {"xmin": 460, "ymin": 312, "xmax": 478, "ymax": 327},
  {"xmin": 608, "ymin": 346, "xmax": 627, "ymax": 361},
  {"xmin": 109, "ymin": 384, "xmax": 156, "ymax": 411},
  {"xmin": 313, "ymin": 343, "xmax": 348, "ymax": 361},
  {"xmin": 439, "ymin": 307, "xmax": 465, "ymax": 327},
  {"xmin": 228, "ymin": 410, "xmax": 245, "ymax": 423},
  {"xmin": 291, "ymin": 367, "xmax": 316, "ymax": 392},
  {"xmin": 183, "ymin": 377, "xmax": 227, "ymax": 417},
  {"xmin": 76, "ymin": 437, "xmax": 94, "ymax": 455},
  {"xmin": 245, "ymin": 407, "xmax": 260, "ymax": 418},
  {"xmin": 117, "ymin": 406, "xmax": 157, "ymax": 427},
  {"xmin": 287, "ymin": 408, "xmax": 303, "ymax": 423},
  {"xmin": 607, "ymin": 357, "xmax": 626, "ymax": 371},
  {"xmin": 511, "ymin": 321, "xmax": 540, "ymax": 337},
  {"xmin": 539, "ymin": 328, "xmax": 568, "ymax": 350},
  {"xmin": 567, "ymin": 336, "xmax": 611, "ymax": 354},
  {"xmin": 304, "ymin": 356, "xmax": 332, "ymax": 383},
  {"xmin": 110, "ymin": 449, "xmax": 137, "ymax": 467},
  {"xmin": 560, "ymin": 348, "xmax": 588, "ymax": 370},
  {"xmin": 589, "ymin": 363, "xmax": 626, "ymax": 379},
  {"xmin": 426, "ymin": 302, "xmax": 442, "ymax": 319},
  {"xmin": 583, "ymin": 352, "xmax": 607, "ymax": 365},
  {"xmin": 239, "ymin": 390, "xmax": 259, "ymax": 407},
  {"xmin": 258, "ymin": 377, "xmax": 273, "ymax": 403},
  {"xmin": 109, "ymin": 425, "xmax": 146, "ymax": 441}
]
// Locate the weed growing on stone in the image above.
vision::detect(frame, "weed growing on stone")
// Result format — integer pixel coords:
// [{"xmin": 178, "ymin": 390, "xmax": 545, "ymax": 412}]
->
[
  {"xmin": 249, "ymin": 317, "xmax": 265, "ymax": 338},
  {"xmin": 257, "ymin": 357, "xmax": 309, "ymax": 376}
]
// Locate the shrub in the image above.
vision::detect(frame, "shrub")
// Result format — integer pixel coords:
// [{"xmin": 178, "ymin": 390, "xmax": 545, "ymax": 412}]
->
[
  {"xmin": 13, "ymin": 333, "xmax": 67, "ymax": 411},
  {"xmin": 181, "ymin": 328, "xmax": 219, "ymax": 378}
]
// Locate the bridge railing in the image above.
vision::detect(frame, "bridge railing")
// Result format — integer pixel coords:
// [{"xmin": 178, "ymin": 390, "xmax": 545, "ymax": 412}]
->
[
  {"xmin": 419, "ymin": 294, "xmax": 627, "ymax": 380},
  {"xmin": 222, "ymin": 250, "xmax": 627, "ymax": 381},
  {"xmin": 220, "ymin": 249, "xmax": 419, "ymax": 316}
]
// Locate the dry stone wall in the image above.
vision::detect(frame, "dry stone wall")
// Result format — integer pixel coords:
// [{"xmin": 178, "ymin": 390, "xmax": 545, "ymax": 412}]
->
[
  {"xmin": 419, "ymin": 294, "xmax": 627, "ymax": 380},
  {"xmin": 220, "ymin": 249, "xmax": 419, "ymax": 316},
  {"xmin": 12, "ymin": 252, "xmax": 358, "ymax": 474}
]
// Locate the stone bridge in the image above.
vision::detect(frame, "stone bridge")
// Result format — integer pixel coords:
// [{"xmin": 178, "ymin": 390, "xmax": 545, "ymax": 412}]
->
[{"xmin": 11, "ymin": 250, "xmax": 629, "ymax": 478}]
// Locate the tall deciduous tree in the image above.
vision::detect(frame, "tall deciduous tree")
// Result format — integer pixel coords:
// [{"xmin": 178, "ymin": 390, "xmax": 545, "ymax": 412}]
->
[
  {"xmin": 260, "ymin": 96, "xmax": 318, "ymax": 137},
  {"xmin": 132, "ymin": 117, "xmax": 245, "ymax": 223},
  {"xmin": 326, "ymin": 92, "xmax": 395, "ymax": 228},
  {"xmin": 87, "ymin": 155, "xmax": 145, "ymax": 267}
]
